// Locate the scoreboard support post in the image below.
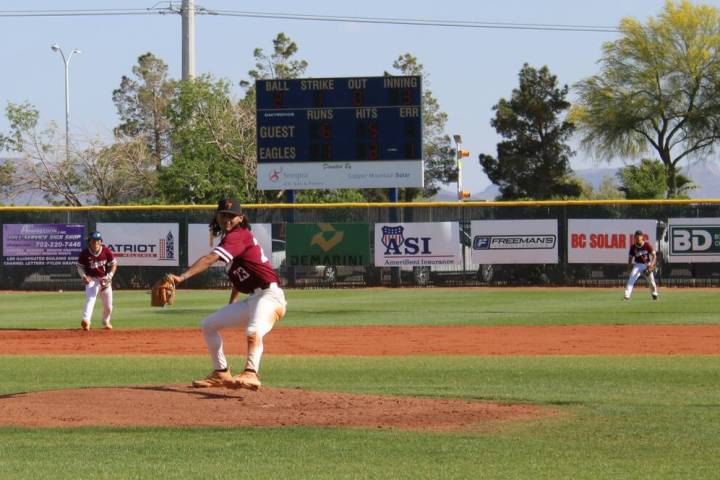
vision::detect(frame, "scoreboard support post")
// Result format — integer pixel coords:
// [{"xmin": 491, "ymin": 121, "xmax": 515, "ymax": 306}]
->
[
  {"xmin": 389, "ymin": 187, "xmax": 401, "ymax": 287},
  {"xmin": 286, "ymin": 188, "xmax": 296, "ymax": 287}
]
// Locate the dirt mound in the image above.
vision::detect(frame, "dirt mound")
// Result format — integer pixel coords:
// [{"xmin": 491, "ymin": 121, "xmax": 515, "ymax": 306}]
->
[{"xmin": 0, "ymin": 385, "xmax": 549, "ymax": 431}]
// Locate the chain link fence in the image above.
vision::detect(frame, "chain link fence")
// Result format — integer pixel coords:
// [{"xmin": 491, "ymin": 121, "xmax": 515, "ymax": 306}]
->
[{"xmin": 1, "ymin": 200, "xmax": 719, "ymax": 291}]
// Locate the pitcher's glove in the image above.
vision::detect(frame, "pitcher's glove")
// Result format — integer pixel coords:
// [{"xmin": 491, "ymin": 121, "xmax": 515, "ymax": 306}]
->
[{"xmin": 151, "ymin": 274, "xmax": 176, "ymax": 307}]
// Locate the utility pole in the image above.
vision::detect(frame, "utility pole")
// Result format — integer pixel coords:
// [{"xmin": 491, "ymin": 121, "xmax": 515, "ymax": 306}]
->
[{"xmin": 181, "ymin": 0, "xmax": 196, "ymax": 80}]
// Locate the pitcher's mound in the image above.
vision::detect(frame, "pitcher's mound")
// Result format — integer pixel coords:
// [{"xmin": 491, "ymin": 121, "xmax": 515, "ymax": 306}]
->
[{"xmin": 0, "ymin": 385, "xmax": 550, "ymax": 431}]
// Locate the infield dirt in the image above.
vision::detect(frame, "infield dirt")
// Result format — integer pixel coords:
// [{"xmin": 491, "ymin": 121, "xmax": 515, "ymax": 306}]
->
[{"xmin": 0, "ymin": 325, "xmax": 718, "ymax": 355}]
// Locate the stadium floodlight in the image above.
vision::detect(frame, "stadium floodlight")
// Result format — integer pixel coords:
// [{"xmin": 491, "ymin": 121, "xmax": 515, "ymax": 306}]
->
[{"xmin": 50, "ymin": 44, "xmax": 81, "ymax": 164}]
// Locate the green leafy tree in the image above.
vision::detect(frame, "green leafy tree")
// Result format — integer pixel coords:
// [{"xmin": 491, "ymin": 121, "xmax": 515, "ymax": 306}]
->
[
  {"xmin": 576, "ymin": 175, "xmax": 625, "ymax": 200},
  {"xmin": 159, "ymin": 76, "xmax": 257, "ymax": 204},
  {"xmin": 617, "ymin": 158, "xmax": 695, "ymax": 199},
  {"xmin": 573, "ymin": 0, "xmax": 720, "ymax": 198},
  {"xmin": 594, "ymin": 175, "xmax": 625, "ymax": 199},
  {"xmin": 239, "ymin": 33, "xmax": 311, "ymax": 202},
  {"xmin": 1, "ymin": 102, "xmax": 161, "ymax": 206},
  {"xmin": 295, "ymin": 189, "xmax": 366, "ymax": 203},
  {"xmin": 80, "ymin": 138, "xmax": 159, "ymax": 205},
  {"xmin": 361, "ymin": 54, "xmax": 457, "ymax": 202},
  {"xmin": 0, "ymin": 101, "xmax": 83, "ymax": 205},
  {"xmin": 112, "ymin": 53, "xmax": 175, "ymax": 170},
  {"xmin": 0, "ymin": 160, "xmax": 14, "ymax": 200},
  {"xmin": 393, "ymin": 54, "xmax": 457, "ymax": 201},
  {"xmin": 239, "ymin": 32, "xmax": 309, "ymax": 113},
  {"xmin": 479, "ymin": 64, "xmax": 581, "ymax": 200},
  {"xmin": 242, "ymin": 33, "xmax": 309, "ymax": 87}
]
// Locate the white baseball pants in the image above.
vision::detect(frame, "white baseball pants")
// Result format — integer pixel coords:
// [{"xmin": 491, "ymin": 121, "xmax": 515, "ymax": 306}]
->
[
  {"xmin": 82, "ymin": 278, "xmax": 113, "ymax": 326},
  {"xmin": 201, "ymin": 285, "xmax": 287, "ymax": 373},
  {"xmin": 624, "ymin": 263, "xmax": 658, "ymax": 299}
]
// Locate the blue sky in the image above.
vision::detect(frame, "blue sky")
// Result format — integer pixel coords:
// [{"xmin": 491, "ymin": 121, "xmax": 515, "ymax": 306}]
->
[{"xmin": 2, "ymin": 0, "xmax": 718, "ymax": 193}]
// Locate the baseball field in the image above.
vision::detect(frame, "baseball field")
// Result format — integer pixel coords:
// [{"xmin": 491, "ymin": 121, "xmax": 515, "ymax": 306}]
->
[{"xmin": 1, "ymin": 287, "xmax": 719, "ymax": 479}]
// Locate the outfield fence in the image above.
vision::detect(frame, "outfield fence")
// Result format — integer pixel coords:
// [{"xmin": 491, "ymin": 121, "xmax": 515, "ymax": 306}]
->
[{"xmin": 1, "ymin": 199, "xmax": 719, "ymax": 290}]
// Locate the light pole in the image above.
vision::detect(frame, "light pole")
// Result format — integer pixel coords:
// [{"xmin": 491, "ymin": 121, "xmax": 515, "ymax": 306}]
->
[{"xmin": 50, "ymin": 44, "xmax": 81, "ymax": 162}]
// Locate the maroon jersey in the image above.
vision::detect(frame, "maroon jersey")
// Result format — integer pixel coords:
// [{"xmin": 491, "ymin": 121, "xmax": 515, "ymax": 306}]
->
[
  {"xmin": 629, "ymin": 241, "xmax": 654, "ymax": 264},
  {"xmin": 77, "ymin": 246, "xmax": 117, "ymax": 277},
  {"xmin": 213, "ymin": 226, "xmax": 279, "ymax": 294}
]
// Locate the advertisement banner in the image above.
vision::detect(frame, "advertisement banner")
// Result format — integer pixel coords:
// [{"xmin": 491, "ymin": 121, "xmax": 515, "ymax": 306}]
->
[
  {"xmin": 568, "ymin": 219, "xmax": 657, "ymax": 264},
  {"xmin": 667, "ymin": 218, "xmax": 720, "ymax": 263},
  {"xmin": 374, "ymin": 222, "xmax": 461, "ymax": 267},
  {"xmin": 470, "ymin": 220, "xmax": 558, "ymax": 264},
  {"xmin": 97, "ymin": 223, "xmax": 179, "ymax": 266},
  {"xmin": 287, "ymin": 223, "xmax": 369, "ymax": 266},
  {"xmin": 2, "ymin": 224, "xmax": 84, "ymax": 266},
  {"xmin": 187, "ymin": 224, "xmax": 272, "ymax": 267}
]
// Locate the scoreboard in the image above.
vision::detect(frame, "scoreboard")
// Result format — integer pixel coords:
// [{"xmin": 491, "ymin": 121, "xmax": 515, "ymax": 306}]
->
[{"xmin": 256, "ymin": 76, "xmax": 423, "ymax": 190}]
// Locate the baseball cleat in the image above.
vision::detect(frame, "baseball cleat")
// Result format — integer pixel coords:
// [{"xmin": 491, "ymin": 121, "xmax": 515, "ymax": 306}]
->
[
  {"xmin": 622, "ymin": 296, "xmax": 629, "ymax": 301},
  {"xmin": 225, "ymin": 370, "xmax": 261, "ymax": 391},
  {"xmin": 652, "ymin": 293, "xmax": 658, "ymax": 301},
  {"xmin": 103, "ymin": 323, "xmax": 113, "ymax": 330},
  {"xmin": 192, "ymin": 370, "xmax": 232, "ymax": 388},
  {"xmin": 80, "ymin": 320, "xmax": 90, "ymax": 331}
]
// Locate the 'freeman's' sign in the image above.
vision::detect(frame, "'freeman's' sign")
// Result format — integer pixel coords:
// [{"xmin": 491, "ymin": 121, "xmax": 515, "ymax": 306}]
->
[
  {"xmin": 470, "ymin": 220, "xmax": 559, "ymax": 264},
  {"xmin": 473, "ymin": 235, "xmax": 556, "ymax": 250}
]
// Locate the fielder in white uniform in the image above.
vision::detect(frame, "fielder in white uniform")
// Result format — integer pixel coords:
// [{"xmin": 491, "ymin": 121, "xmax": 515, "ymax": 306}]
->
[
  {"xmin": 624, "ymin": 229, "xmax": 658, "ymax": 301},
  {"xmin": 77, "ymin": 231, "xmax": 118, "ymax": 330}
]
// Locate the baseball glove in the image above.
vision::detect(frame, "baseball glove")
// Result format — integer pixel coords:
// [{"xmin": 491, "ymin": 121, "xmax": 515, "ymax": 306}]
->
[
  {"xmin": 151, "ymin": 275, "xmax": 176, "ymax": 307},
  {"xmin": 99, "ymin": 276, "xmax": 112, "ymax": 291}
]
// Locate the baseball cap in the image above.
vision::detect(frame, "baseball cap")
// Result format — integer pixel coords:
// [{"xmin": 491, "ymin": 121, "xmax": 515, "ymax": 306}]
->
[
  {"xmin": 634, "ymin": 230, "xmax": 644, "ymax": 236},
  {"xmin": 216, "ymin": 198, "xmax": 243, "ymax": 216},
  {"xmin": 87, "ymin": 231, "xmax": 102, "ymax": 241}
]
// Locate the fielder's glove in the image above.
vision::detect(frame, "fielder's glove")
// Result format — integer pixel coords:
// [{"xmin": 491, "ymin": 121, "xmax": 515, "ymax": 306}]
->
[
  {"xmin": 99, "ymin": 275, "xmax": 112, "ymax": 291},
  {"xmin": 151, "ymin": 274, "xmax": 176, "ymax": 307}
]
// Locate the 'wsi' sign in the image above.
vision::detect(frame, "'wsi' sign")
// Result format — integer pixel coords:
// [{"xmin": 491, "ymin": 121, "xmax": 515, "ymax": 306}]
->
[{"xmin": 374, "ymin": 222, "xmax": 461, "ymax": 267}]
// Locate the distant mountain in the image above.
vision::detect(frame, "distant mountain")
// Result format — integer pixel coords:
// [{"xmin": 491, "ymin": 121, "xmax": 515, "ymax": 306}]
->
[
  {"xmin": 433, "ymin": 163, "xmax": 720, "ymax": 201},
  {"xmin": 685, "ymin": 161, "xmax": 720, "ymax": 198}
]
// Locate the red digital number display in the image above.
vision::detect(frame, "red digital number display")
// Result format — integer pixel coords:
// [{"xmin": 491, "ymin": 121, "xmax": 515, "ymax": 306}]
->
[{"xmin": 352, "ymin": 89, "xmax": 364, "ymax": 107}]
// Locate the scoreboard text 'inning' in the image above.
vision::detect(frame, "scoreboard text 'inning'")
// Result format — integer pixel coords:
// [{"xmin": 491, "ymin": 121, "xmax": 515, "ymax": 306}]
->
[{"xmin": 256, "ymin": 76, "xmax": 423, "ymax": 190}]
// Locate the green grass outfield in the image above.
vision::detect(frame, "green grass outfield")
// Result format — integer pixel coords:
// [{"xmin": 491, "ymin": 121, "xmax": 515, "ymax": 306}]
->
[
  {"xmin": 0, "ymin": 288, "xmax": 719, "ymax": 479},
  {"xmin": 1, "ymin": 287, "xmax": 719, "ymax": 328}
]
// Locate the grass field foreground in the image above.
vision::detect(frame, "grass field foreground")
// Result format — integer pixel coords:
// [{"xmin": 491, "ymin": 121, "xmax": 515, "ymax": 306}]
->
[
  {"xmin": 0, "ymin": 355, "xmax": 719, "ymax": 479},
  {"xmin": 0, "ymin": 288, "xmax": 718, "ymax": 479}
]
